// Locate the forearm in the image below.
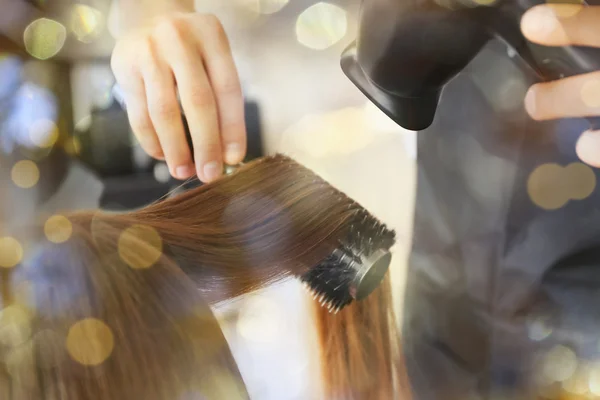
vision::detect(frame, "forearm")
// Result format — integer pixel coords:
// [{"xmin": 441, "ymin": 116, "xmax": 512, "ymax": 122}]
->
[{"xmin": 110, "ymin": 0, "xmax": 195, "ymax": 37}]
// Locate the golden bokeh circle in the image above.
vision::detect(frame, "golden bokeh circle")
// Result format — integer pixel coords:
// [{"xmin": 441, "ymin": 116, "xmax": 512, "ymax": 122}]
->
[
  {"xmin": 295, "ymin": 3, "xmax": 348, "ymax": 50},
  {"xmin": 564, "ymin": 162, "xmax": 596, "ymax": 200},
  {"xmin": 11, "ymin": 160, "xmax": 40, "ymax": 189},
  {"xmin": 44, "ymin": 215, "xmax": 73, "ymax": 244},
  {"xmin": 66, "ymin": 318, "xmax": 114, "ymax": 366},
  {"xmin": 589, "ymin": 363, "xmax": 600, "ymax": 395},
  {"xmin": 118, "ymin": 224, "xmax": 163, "ymax": 269},
  {"xmin": 0, "ymin": 236, "xmax": 24, "ymax": 268},
  {"xmin": 0, "ymin": 305, "xmax": 32, "ymax": 349},
  {"xmin": 542, "ymin": 345, "xmax": 578, "ymax": 382},
  {"xmin": 23, "ymin": 18, "xmax": 67, "ymax": 60},
  {"xmin": 562, "ymin": 364, "xmax": 590, "ymax": 395},
  {"xmin": 70, "ymin": 4, "xmax": 104, "ymax": 43},
  {"xmin": 580, "ymin": 79, "xmax": 600, "ymax": 109},
  {"xmin": 527, "ymin": 163, "xmax": 569, "ymax": 210}
]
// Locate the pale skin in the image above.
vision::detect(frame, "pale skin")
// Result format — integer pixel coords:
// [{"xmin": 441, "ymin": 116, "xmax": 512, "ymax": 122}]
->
[
  {"xmin": 111, "ymin": 0, "xmax": 246, "ymax": 182},
  {"xmin": 110, "ymin": 1, "xmax": 600, "ymax": 182},
  {"xmin": 521, "ymin": 4, "xmax": 600, "ymax": 166}
]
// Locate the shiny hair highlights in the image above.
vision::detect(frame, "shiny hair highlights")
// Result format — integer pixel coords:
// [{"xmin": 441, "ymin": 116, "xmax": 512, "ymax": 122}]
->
[{"xmin": 0, "ymin": 154, "xmax": 410, "ymax": 399}]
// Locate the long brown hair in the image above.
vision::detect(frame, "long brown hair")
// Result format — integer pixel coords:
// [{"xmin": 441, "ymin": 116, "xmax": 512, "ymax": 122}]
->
[{"xmin": 0, "ymin": 154, "xmax": 409, "ymax": 399}]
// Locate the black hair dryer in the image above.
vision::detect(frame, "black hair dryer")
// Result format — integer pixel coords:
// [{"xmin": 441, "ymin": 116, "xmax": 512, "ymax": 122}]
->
[{"xmin": 342, "ymin": 0, "xmax": 600, "ymax": 131}]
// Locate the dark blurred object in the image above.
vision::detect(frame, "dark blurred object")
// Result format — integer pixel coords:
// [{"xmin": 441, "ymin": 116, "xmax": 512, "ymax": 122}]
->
[
  {"xmin": 342, "ymin": 0, "xmax": 600, "ymax": 131},
  {"xmin": 76, "ymin": 97, "xmax": 265, "ymax": 210},
  {"xmin": 78, "ymin": 101, "xmax": 134, "ymax": 177}
]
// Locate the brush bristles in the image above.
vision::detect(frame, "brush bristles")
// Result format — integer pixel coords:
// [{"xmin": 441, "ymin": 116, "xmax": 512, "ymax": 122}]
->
[{"xmin": 268, "ymin": 153, "xmax": 397, "ymax": 313}]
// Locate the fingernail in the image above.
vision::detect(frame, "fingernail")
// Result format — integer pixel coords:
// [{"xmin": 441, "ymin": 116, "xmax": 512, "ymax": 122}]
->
[
  {"xmin": 224, "ymin": 143, "xmax": 243, "ymax": 164},
  {"xmin": 524, "ymin": 87, "xmax": 537, "ymax": 118},
  {"xmin": 175, "ymin": 165, "xmax": 194, "ymax": 179},
  {"xmin": 203, "ymin": 161, "xmax": 222, "ymax": 182},
  {"xmin": 522, "ymin": 7, "xmax": 558, "ymax": 37},
  {"xmin": 576, "ymin": 130, "xmax": 600, "ymax": 167}
]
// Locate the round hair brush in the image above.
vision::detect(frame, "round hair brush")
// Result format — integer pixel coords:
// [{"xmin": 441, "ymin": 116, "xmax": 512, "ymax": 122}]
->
[
  {"xmin": 300, "ymin": 211, "xmax": 395, "ymax": 313},
  {"xmin": 222, "ymin": 154, "xmax": 397, "ymax": 314}
]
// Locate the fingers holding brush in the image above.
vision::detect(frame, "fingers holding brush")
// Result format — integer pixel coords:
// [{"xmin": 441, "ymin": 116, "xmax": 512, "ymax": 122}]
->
[
  {"xmin": 111, "ymin": 12, "xmax": 247, "ymax": 182},
  {"xmin": 520, "ymin": 4, "xmax": 600, "ymax": 167}
]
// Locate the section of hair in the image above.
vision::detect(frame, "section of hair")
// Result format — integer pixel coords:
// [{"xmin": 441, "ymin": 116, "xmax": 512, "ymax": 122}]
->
[
  {"xmin": 2, "ymin": 225, "xmax": 249, "ymax": 400},
  {"xmin": 72, "ymin": 154, "xmax": 370, "ymax": 304},
  {"xmin": 313, "ymin": 273, "xmax": 412, "ymax": 400},
  {"xmin": 1, "ymin": 153, "xmax": 408, "ymax": 399}
]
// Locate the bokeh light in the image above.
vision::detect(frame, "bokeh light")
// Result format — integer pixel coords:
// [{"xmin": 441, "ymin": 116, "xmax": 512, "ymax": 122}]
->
[
  {"xmin": 153, "ymin": 163, "xmax": 171, "ymax": 183},
  {"xmin": 542, "ymin": 345, "xmax": 578, "ymax": 382},
  {"xmin": 236, "ymin": 296, "xmax": 283, "ymax": 343},
  {"xmin": 1, "ymin": 83, "xmax": 58, "ymax": 153},
  {"xmin": 28, "ymin": 119, "xmax": 59, "ymax": 149},
  {"xmin": 0, "ymin": 305, "xmax": 32, "ymax": 349},
  {"xmin": 562, "ymin": 364, "xmax": 590, "ymax": 396},
  {"xmin": 11, "ymin": 160, "xmax": 40, "ymax": 189},
  {"xmin": 589, "ymin": 363, "xmax": 600, "ymax": 395},
  {"xmin": 44, "ymin": 215, "xmax": 73, "ymax": 244},
  {"xmin": 295, "ymin": 3, "xmax": 348, "ymax": 50},
  {"xmin": 66, "ymin": 318, "xmax": 114, "ymax": 366},
  {"xmin": 23, "ymin": 18, "xmax": 67, "ymax": 60},
  {"xmin": 284, "ymin": 107, "xmax": 375, "ymax": 158},
  {"xmin": 0, "ymin": 236, "xmax": 24, "ymax": 268},
  {"xmin": 70, "ymin": 4, "xmax": 104, "ymax": 43},
  {"xmin": 580, "ymin": 79, "xmax": 600, "ymax": 109},
  {"xmin": 237, "ymin": 0, "xmax": 289, "ymax": 14},
  {"xmin": 527, "ymin": 163, "xmax": 596, "ymax": 210},
  {"xmin": 118, "ymin": 224, "xmax": 163, "ymax": 269},
  {"xmin": 527, "ymin": 315, "xmax": 553, "ymax": 341},
  {"xmin": 565, "ymin": 162, "xmax": 596, "ymax": 200},
  {"xmin": 527, "ymin": 163, "xmax": 567, "ymax": 210}
]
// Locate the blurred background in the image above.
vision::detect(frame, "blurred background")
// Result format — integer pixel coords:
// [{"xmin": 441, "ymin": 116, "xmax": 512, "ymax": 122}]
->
[{"xmin": 0, "ymin": 0, "xmax": 417, "ymax": 398}]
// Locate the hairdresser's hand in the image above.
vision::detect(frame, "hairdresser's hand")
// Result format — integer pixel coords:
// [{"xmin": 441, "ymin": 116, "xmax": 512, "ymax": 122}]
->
[
  {"xmin": 521, "ymin": 4, "xmax": 600, "ymax": 166},
  {"xmin": 111, "ymin": 10, "xmax": 246, "ymax": 182}
]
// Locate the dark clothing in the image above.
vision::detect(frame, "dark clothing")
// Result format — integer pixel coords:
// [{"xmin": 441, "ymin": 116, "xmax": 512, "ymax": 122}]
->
[{"xmin": 403, "ymin": 39, "xmax": 600, "ymax": 399}]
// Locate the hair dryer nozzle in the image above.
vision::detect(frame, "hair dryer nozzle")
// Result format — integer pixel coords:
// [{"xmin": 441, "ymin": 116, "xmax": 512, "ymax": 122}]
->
[{"xmin": 341, "ymin": 42, "xmax": 440, "ymax": 131}]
